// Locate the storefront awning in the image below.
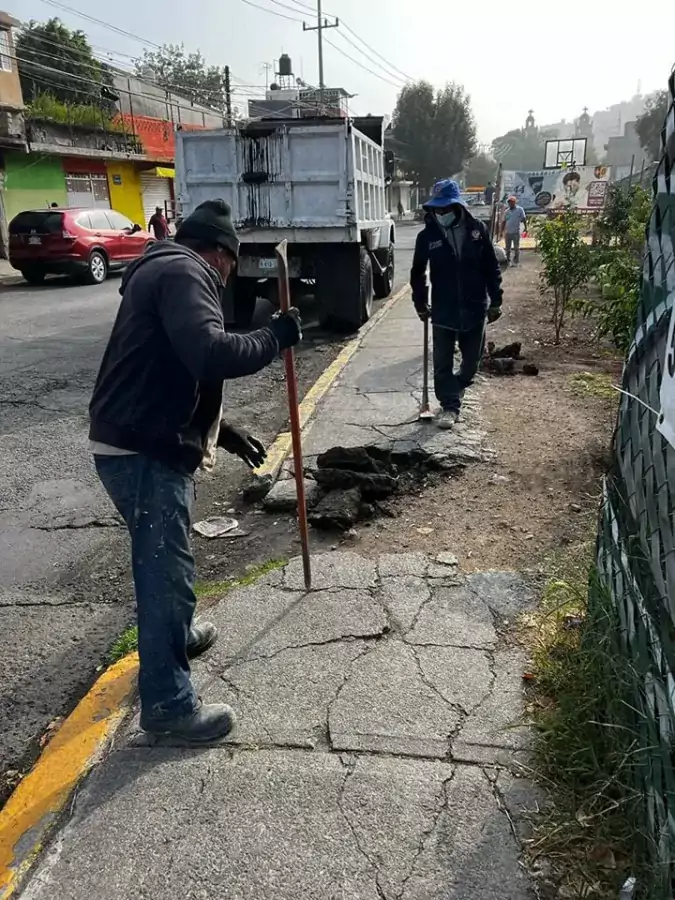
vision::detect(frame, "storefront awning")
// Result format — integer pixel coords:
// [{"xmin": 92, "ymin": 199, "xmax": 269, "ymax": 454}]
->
[{"xmin": 149, "ymin": 166, "xmax": 175, "ymax": 178}]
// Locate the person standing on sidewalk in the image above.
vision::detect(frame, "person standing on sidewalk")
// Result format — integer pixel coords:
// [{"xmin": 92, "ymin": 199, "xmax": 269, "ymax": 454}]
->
[
  {"xmin": 502, "ymin": 195, "xmax": 527, "ymax": 266},
  {"xmin": 410, "ymin": 178, "xmax": 503, "ymax": 429},
  {"xmin": 89, "ymin": 199, "xmax": 302, "ymax": 745},
  {"xmin": 148, "ymin": 206, "xmax": 169, "ymax": 241}
]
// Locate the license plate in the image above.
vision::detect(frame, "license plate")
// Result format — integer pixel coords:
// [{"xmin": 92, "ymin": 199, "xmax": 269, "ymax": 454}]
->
[
  {"xmin": 259, "ymin": 258, "xmax": 276, "ymax": 270},
  {"xmin": 28, "ymin": 236, "xmax": 42, "ymax": 245}
]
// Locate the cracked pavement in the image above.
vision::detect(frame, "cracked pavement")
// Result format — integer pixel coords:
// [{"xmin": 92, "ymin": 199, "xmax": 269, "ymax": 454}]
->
[
  {"xmin": 21, "ymin": 552, "xmax": 540, "ymax": 899},
  {"xmin": 0, "ymin": 236, "xmax": 416, "ymax": 807}
]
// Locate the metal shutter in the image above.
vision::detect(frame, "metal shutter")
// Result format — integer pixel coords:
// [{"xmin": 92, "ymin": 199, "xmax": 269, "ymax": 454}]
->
[{"xmin": 140, "ymin": 172, "xmax": 172, "ymax": 230}]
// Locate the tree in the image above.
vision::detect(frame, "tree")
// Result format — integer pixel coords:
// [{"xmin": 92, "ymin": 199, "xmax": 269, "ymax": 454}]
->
[
  {"xmin": 135, "ymin": 45, "xmax": 228, "ymax": 111},
  {"xmin": 391, "ymin": 80, "xmax": 476, "ymax": 192},
  {"xmin": 463, "ymin": 152, "xmax": 498, "ymax": 187},
  {"xmin": 635, "ymin": 90, "xmax": 669, "ymax": 161},
  {"xmin": 17, "ymin": 18, "xmax": 114, "ymax": 107},
  {"xmin": 491, "ymin": 127, "xmax": 549, "ymax": 171},
  {"xmin": 537, "ymin": 209, "xmax": 592, "ymax": 344}
]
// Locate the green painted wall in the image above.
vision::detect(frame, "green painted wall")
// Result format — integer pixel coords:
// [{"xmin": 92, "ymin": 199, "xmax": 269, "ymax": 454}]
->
[{"xmin": 4, "ymin": 153, "xmax": 67, "ymax": 222}]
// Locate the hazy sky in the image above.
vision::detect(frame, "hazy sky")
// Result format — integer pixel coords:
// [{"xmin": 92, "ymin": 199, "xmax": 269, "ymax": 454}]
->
[{"xmin": 17, "ymin": 0, "xmax": 675, "ymax": 143}]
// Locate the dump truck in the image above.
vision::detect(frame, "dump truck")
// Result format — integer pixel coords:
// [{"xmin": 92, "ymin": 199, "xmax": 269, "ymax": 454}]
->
[{"xmin": 174, "ymin": 115, "xmax": 396, "ymax": 332}]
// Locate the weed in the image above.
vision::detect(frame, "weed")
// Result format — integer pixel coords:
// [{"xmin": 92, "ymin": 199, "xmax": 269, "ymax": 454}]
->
[
  {"xmin": 570, "ymin": 372, "xmax": 616, "ymax": 401},
  {"xmin": 524, "ymin": 564, "xmax": 656, "ymax": 899},
  {"xmin": 195, "ymin": 558, "xmax": 287, "ymax": 600},
  {"xmin": 108, "ymin": 625, "xmax": 138, "ymax": 663}
]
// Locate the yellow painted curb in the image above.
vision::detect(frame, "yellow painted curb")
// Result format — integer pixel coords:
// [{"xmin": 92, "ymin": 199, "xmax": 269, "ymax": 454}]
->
[
  {"xmin": 0, "ymin": 654, "xmax": 138, "ymax": 898},
  {"xmin": 255, "ymin": 283, "xmax": 411, "ymax": 481}
]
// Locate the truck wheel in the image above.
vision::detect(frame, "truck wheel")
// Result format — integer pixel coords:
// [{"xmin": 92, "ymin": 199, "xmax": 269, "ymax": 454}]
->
[
  {"xmin": 315, "ymin": 246, "xmax": 356, "ymax": 333},
  {"xmin": 373, "ymin": 242, "xmax": 394, "ymax": 299},
  {"xmin": 360, "ymin": 246, "xmax": 374, "ymax": 322},
  {"xmin": 222, "ymin": 277, "xmax": 258, "ymax": 329}
]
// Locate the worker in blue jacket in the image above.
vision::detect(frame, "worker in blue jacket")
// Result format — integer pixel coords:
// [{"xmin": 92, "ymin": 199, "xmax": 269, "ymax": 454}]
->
[{"xmin": 410, "ymin": 178, "xmax": 503, "ymax": 429}]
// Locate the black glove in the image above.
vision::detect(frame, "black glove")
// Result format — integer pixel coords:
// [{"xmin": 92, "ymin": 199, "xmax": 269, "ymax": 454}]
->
[
  {"xmin": 269, "ymin": 308, "xmax": 302, "ymax": 351},
  {"xmin": 415, "ymin": 303, "xmax": 430, "ymax": 322},
  {"xmin": 487, "ymin": 306, "xmax": 502, "ymax": 324},
  {"xmin": 217, "ymin": 422, "xmax": 267, "ymax": 469}
]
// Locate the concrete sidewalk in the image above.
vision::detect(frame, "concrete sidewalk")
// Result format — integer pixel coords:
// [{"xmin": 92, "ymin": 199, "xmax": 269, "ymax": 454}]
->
[{"xmin": 18, "ymin": 291, "xmax": 540, "ymax": 899}]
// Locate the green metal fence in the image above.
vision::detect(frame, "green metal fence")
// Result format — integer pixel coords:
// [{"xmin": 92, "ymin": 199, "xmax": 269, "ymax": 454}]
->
[{"xmin": 596, "ymin": 71, "xmax": 675, "ymax": 897}]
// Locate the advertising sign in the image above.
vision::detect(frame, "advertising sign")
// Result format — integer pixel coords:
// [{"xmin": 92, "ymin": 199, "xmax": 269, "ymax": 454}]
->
[{"xmin": 501, "ymin": 166, "xmax": 611, "ymax": 213}]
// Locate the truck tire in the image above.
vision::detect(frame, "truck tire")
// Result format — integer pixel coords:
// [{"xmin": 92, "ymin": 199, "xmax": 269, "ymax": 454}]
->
[
  {"xmin": 373, "ymin": 241, "xmax": 394, "ymax": 299},
  {"xmin": 316, "ymin": 245, "xmax": 372, "ymax": 333},
  {"xmin": 222, "ymin": 276, "xmax": 258, "ymax": 329},
  {"xmin": 359, "ymin": 246, "xmax": 374, "ymax": 323}
]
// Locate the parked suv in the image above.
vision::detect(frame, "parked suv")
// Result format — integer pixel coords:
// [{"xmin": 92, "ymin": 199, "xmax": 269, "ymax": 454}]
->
[{"xmin": 9, "ymin": 207, "xmax": 155, "ymax": 286}]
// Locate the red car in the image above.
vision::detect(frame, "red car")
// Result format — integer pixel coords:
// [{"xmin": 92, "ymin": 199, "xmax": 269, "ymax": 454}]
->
[{"xmin": 9, "ymin": 207, "xmax": 155, "ymax": 286}]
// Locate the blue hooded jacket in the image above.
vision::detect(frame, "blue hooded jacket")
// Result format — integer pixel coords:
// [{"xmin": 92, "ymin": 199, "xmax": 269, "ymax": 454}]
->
[{"xmin": 410, "ymin": 211, "xmax": 503, "ymax": 332}]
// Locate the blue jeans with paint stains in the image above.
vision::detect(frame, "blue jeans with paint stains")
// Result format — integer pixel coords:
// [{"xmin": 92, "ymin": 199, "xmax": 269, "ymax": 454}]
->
[{"xmin": 94, "ymin": 454, "xmax": 198, "ymax": 724}]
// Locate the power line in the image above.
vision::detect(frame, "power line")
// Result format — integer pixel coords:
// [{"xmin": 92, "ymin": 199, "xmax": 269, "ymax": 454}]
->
[
  {"xmin": 333, "ymin": 29, "xmax": 406, "ymax": 85},
  {"xmin": 274, "ymin": 0, "xmax": 413, "ymax": 81},
  {"xmin": 322, "ymin": 36, "xmax": 403, "ymax": 89},
  {"xmin": 238, "ymin": 0, "xmax": 303, "ymax": 21},
  {"xmin": 37, "ymin": 0, "xmax": 161, "ymax": 48}
]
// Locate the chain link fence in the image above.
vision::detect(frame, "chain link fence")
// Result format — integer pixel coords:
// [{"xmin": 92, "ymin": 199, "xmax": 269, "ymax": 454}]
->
[{"xmin": 595, "ymin": 70, "xmax": 675, "ymax": 897}]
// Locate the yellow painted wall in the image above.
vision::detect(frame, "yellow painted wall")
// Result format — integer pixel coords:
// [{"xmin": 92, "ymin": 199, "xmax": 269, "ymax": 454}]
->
[{"xmin": 106, "ymin": 163, "xmax": 144, "ymax": 226}]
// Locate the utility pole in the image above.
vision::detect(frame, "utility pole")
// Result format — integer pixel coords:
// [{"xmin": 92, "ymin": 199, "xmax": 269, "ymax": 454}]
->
[
  {"xmin": 224, "ymin": 65, "xmax": 232, "ymax": 126},
  {"xmin": 261, "ymin": 62, "xmax": 273, "ymax": 91},
  {"xmin": 303, "ymin": 0, "xmax": 339, "ymax": 110}
]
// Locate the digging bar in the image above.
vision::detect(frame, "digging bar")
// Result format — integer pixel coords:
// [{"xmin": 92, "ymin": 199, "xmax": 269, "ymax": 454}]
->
[
  {"xmin": 419, "ymin": 316, "xmax": 434, "ymax": 421},
  {"xmin": 274, "ymin": 240, "xmax": 312, "ymax": 590}
]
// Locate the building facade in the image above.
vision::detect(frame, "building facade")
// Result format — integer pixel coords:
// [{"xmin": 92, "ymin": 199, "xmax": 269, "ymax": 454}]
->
[{"xmin": 0, "ymin": 14, "xmax": 225, "ymax": 247}]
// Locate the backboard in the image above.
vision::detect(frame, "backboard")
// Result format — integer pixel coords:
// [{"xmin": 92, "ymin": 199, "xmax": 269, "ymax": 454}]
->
[{"xmin": 543, "ymin": 138, "xmax": 587, "ymax": 169}]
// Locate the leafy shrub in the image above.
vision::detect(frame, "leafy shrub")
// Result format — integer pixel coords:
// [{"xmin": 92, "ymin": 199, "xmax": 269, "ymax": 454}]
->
[{"xmin": 537, "ymin": 208, "xmax": 592, "ymax": 343}]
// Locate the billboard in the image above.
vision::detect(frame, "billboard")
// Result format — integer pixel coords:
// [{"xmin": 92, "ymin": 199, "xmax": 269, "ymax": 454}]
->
[{"xmin": 501, "ymin": 165, "xmax": 611, "ymax": 213}]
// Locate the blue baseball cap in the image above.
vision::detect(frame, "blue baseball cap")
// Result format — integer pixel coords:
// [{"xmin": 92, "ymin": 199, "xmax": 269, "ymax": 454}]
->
[{"xmin": 423, "ymin": 179, "xmax": 466, "ymax": 210}]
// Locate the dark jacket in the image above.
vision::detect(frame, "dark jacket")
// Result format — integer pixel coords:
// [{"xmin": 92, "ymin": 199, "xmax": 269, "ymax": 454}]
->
[
  {"xmin": 410, "ymin": 211, "xmax": 503, "ymax": 332},
  {"xmin": 89, "ymin": 242, "xmax": 279, "ymax": 473}
]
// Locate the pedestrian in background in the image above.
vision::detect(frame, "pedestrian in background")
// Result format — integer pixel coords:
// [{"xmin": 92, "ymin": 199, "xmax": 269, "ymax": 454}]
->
[
  {"xmin": 502, "ymin": 196, "xmax": 527, "ymax": 266},
  {"xmin": 410, "ymin": 179, "xmax": 503, "ymax": 429},
  {"xmin": 484, "ymin": 181, "xmax": 495, "ymax": 207},
  {"xmin": 89, "ymin": 199, "xmax": 302, "ymax": 745},
  {"xmin": 397, "ymin": 200, "xmax": 404, "ymax": 221},
  {"xmin": 148, "ymin": 205, "xmax": 168, "ymax": 241}
]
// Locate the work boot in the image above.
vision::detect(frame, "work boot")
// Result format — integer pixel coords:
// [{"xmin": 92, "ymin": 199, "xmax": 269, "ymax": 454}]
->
[
  {"xmin": 187, "ymin": 620, "xmax": 218, "ymax": 659},
  {"xmin": 436, "ymin": 409, "xmax": 459, "ymax": 430},
  {"xmin": 141, "ymin": 700, "xmax": 236, "ymax": 745}
]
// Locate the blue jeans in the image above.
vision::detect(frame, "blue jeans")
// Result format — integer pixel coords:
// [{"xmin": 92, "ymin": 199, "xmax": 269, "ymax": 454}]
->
[
  {"xmin": 433, "ymin": 323, "xmax": 485, "ymax": 413},
  {"xmin": 95, "ymin": 454, "xmax": 198, "ymax": 724}
]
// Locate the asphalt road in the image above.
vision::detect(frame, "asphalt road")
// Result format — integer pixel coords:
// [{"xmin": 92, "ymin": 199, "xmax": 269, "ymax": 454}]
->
[{"xmin": 0, "ymin": 228, "xmax": 417, "ymax": 804}]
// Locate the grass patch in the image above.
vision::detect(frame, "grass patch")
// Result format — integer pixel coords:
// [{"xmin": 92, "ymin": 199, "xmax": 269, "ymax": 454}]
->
[
  {"xmin": 195, "ymin": 558, "xmax": 287, "ymax": 601},
  {"xmin": 523, "ymin": 557, "xmax": 653, "ymax": 898},
  {"xmin": 108, "ymin": 625, "xmax": 138, "ymax": 663},
  {"xmin": 569, "ymin": 371, "xmax": 616, "ymax": 400},
  {"xmin": 106, "ymin": 560, "xmax": 287, "ymax": 663}
]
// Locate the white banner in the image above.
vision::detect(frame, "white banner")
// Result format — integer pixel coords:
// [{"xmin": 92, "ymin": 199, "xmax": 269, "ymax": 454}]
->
[{"xmin": 501, "ymin": 166, "xmax": 611, "ymax": 213}]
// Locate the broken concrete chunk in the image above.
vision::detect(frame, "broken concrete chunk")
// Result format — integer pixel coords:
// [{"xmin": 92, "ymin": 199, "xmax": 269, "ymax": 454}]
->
[
  {"xmin": 312, "ymin": 468, "xmax": 398, "ymax": 499},
  {"xmin": 263, "ymin": 479, "xmax": 320, "ymax": 512},
  {"xmin": 308, "ymin": 488, "xmax": 362, "ymax": 530},
  {"xmin": 316, "ymin": 446, "xmax": 385, "ymax": 473}
]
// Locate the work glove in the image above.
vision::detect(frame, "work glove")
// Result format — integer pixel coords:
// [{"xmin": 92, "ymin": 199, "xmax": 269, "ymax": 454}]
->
[
  {"xmin": 269, "ymin": 308, "xmax": 302, "ymax": 351},
  {"xmin": 217, "ymin": 422, "xmax": 267, "ymax": 469},
  {"xmin": 487, "ymin": 306, "xmax": 502, "ymax": 324},
  {"xmin": 414, "ymin": 302, "xmax": 431, "ymax": 322}
]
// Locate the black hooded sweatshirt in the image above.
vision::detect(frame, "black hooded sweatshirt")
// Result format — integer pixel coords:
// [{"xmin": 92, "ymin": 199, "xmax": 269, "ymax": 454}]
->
[{"xmin": 89, "ymin": 242, "xmax": 279, "ymax": 473}]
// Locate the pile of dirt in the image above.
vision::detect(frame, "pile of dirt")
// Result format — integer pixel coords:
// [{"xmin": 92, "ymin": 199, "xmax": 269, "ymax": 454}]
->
[
  {"xmin": 263, "ymin": 445, "xmax": 464, "ymax": 531},
  {"xmin": 483, "ymin": 340, "xmax": 539, "ymax": 376}
]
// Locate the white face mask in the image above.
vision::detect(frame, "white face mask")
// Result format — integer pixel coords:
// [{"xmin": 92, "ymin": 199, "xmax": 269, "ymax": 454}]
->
[{"xmin": 437, "ymin": 210, "xmax": 460, "ymax": 228}]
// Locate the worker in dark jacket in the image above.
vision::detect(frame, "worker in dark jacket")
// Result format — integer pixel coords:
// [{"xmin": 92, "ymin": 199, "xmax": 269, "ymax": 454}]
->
[
  {"xmin": 89, "ymin": 199, "xmax": 302, "ymax": 745},
  {"xmin": 410, "ymin": 178, "xmax": 503, "ymax": 429}
]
